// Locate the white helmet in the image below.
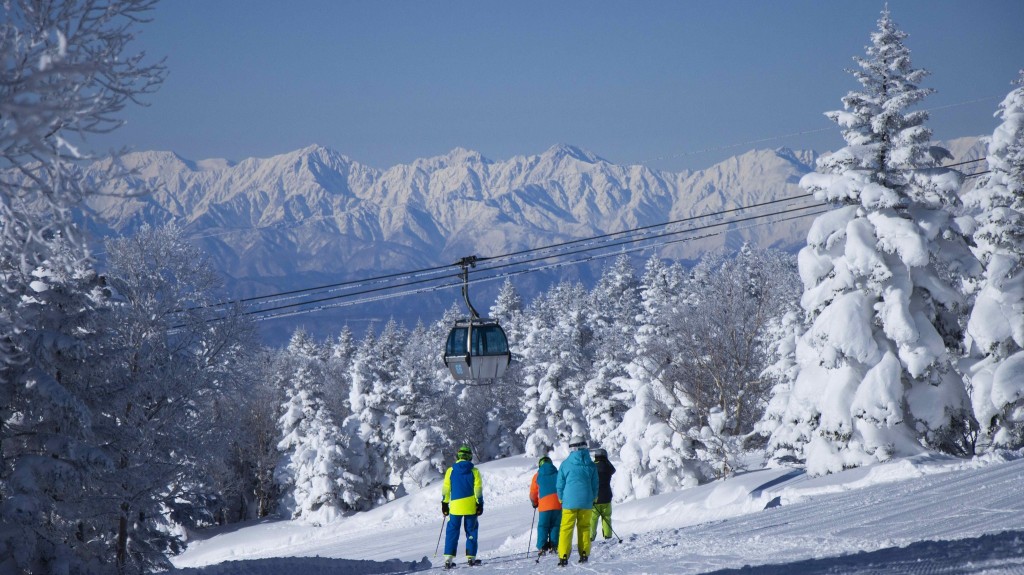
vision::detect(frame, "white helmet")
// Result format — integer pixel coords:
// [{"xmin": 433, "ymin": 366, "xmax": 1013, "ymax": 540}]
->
[{"xmin": 568, "ymin": 436, "xmax": 588, "ymax": 451}]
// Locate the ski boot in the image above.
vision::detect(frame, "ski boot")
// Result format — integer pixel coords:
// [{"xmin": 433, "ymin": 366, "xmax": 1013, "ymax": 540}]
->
[
  {"xmin": 558, "ymin": 556, "xmax": 569, "ymax": 567},
  {"xmin": 444, "ymin": 556, "xmax": 455, "ymax": 570},
  {"xmin": 579, "ymin": 553, "xmax": 589, "ymax": 563},
  {"xmin": 467, "ymin": 557, "xmax": 482, "ymax": 566}
]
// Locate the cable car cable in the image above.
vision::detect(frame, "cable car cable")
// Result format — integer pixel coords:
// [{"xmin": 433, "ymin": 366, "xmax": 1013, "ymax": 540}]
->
[
  {"xmin": 243, "ymin": 207, "xmax": 831, "ymax": 325},
  {"xmin": 210, "ymin": 201, "xmax": 826, "ymax": 326}
]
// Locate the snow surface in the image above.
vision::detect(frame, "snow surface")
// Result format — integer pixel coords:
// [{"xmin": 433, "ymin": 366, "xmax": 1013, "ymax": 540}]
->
[{"xmin": 172, "ymin": 452, "xmax": 1024, "ymax": 574}]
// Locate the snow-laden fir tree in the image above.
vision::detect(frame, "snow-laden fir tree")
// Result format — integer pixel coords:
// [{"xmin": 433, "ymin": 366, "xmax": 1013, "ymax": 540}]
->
[
  {"xmin": 772, "ymin": 9, "xmax": 980, "ymax": 475},
  {"xmin": 517, "ymin": 282, "xmax": 594, "ymax": 457},
  {"xmin": 614, "ymin": 256, "xmax": 709, "ymax": 498},
  {"xmin": 343, "ymin": 320, "xmax": 406, "ymax": 503},
  {"xmin": 0, "ymin": 238, "xmax": 113, "ymax": 574},
  {"xmin": 275, "ymin": 360, "xmax": 354, "ymax": 523},
  {"xmin": 962, "ymin": 71, "xmax": 1024, "ymax": 449},
  {"xmin": 390, "ymin": 321, "xmax": 448, "ymax": 493},
  {"xmin": 757, "ymin": 310, "xmax": 805, "ymax": 465},
  {"xmin": 584, "ymin": 254, "xmax": 641, "ymax": 453},
  {"xmin": 490, "ymin": 278, "xmax": 526, "ymax": 342},
  {"xmin": 323, "ymin": 326, "xmax": 357, "ymax": 427}
]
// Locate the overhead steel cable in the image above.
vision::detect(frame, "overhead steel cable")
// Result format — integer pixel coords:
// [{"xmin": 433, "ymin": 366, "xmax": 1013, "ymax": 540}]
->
[
  {"xmin": 465, "ymin": 202, "xmax": 824, "ymax": 279},
  {"xmin": 245, "ymin": 207, "xmax": 831, "ymax": 325},
  {"xmin": 249, "ymin": 200, "xmax": 824, "ymax": 312},
  {"xmin": 474, "ymin": 194, "xmax": 816, "ymax": 266},
  {"xmin": 175, "ymin": 191, "xmax": 820, "ymax": 315},
  {"xmin": 182, "ymin": 259, "xmax": 458, "ymax": 313},
  {"xmin": 192, "ymin": 200, "xmax": 825, "ymax": 327}
]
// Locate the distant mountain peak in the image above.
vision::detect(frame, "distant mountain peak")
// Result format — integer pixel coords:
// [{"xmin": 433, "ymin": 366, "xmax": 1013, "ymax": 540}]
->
[
  {"xmin": 542, "ymin": 144, "xmax": 604, "ymax": 164},
  {"xmin": 409, "ymin": 147, "xmax": 491, "ymax": 172}
]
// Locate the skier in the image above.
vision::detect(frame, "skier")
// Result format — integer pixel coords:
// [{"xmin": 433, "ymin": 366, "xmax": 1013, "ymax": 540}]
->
[
  {"xmin": 555, "ymin": 436, "xmax": 598, "ymax": 566},
  {"xmin": 529, "ymin": 455, "xmax": 562, "ymax": 555},
  {"xmin": 590, "ymin": 448, "xmax": 616, "ymax": 541},
  {"xmin": 441, "ymin": 445, "xmax": 483, "ymax": 568}
]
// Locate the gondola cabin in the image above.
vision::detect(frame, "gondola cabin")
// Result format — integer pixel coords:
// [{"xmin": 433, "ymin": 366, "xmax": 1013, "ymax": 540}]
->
[{"xmin": 444, "ymin": 319, "xmax": 511, "ymax": 380}]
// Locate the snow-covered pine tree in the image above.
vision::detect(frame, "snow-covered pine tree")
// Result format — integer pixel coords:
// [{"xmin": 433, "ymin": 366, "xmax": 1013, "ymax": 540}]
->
[
  {"xmin": 323, "ymin": 326, "xmax": 357, "ymax": 428},
  {"xmin": 757, "ymin": 310, "xmax": 806, "ymax": 466},
  {"xmin": 516, "ymin": 282, "xmax": 594, "ymax": 457},
  {"xmin": 0, "ymin": 237, "xmax": 113, "ymax": 574},
  {"xmin": 775, "ymin": 9, "xmax": 979, "ymax": 475},
  {"xmin": 390, "ymin": 321, "xmax": 448, "ymax": 493},
  {"xmin": 585, "ymin": 254, "xmax": 641, "ymax": 452},
  {"xmin": 962, "ymin": 71, "xmax": 1024, "ymax": 449},
  {"xmin": 275, "ymin": 361, "xmax": 353, "ymax": 523},
  {"xmin": 490, "ymin": 278, "xmax": 525, "ymax": 343},
  {"xmin": 288, "ymin": 328, "xmax": 327, "ymax": 362},
  {"xmin": 344, "ymin": 320, "xmax": 406, "ymax": 503},
  {"xmin": 614, "ymin": 256, "xmax": 709, "ymax": 498}
]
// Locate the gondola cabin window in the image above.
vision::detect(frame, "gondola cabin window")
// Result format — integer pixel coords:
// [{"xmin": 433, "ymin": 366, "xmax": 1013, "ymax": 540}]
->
[
  {"xmin": 474, "ymin": 325, "xmax": 508, "ymax": 355},
  {"xmin": 446, "ymin": 327, "xmax": 468, "ymax": 356}
]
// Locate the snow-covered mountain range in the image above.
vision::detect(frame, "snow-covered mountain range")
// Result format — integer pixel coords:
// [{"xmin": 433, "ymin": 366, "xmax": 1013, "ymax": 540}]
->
[{"xmin": 81, "ymin": 138, "xmax": 983, "ymax": 340}]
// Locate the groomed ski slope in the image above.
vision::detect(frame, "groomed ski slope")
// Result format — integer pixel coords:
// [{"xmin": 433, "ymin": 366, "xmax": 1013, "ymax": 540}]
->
[{"xmin": 172, "ymin": 452, "xmax": 1024, "ymax": 574}]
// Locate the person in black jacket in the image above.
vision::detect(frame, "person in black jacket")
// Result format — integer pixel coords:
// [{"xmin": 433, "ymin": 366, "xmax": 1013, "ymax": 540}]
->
[{"xmin": 589, "ymin": 448, "xmax": 616, "ymax": 541}]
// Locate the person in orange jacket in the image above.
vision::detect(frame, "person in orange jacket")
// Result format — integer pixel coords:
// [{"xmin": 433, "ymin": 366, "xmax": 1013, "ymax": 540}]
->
[{"xmin": 529, "ymin": 455, "xmax": 562, "ymax": 555}]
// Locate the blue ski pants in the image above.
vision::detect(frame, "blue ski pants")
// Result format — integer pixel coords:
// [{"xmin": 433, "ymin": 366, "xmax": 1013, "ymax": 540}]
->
[
  {"xmin": 444, "ymin": 514, "xmax": 479, "ymax": 558},
  {"xmin": 536, "ymin": 509, "xmax": 561, "ymax": 550}
]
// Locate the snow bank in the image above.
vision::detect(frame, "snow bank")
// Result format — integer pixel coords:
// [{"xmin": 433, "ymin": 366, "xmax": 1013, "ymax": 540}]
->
[{"xmin": 172, "ymin": 451, "xmax": 1024, "ymax": 574}]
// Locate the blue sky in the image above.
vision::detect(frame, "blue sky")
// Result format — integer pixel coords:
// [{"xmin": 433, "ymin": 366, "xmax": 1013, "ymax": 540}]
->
[{"xmin": 99, "ymin": 1, "xmax": 1024, "ymax": 172}]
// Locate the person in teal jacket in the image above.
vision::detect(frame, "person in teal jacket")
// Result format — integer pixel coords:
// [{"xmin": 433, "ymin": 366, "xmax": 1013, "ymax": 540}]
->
[
  {"xmin": 555, "ymin": 436, "xmax": 598, "ymax": 566},
  {"xmin": 441, "ymin": 445, "xmax": 483, "ymax": 568}
]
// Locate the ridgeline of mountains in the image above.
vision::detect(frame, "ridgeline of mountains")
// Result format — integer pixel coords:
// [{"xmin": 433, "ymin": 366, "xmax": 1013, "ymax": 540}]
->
[{"xmin": 82, "ymin": 138, "xmax": 984, "ymax": 341}]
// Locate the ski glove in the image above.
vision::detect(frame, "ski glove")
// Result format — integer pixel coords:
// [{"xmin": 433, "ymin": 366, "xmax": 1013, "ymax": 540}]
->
[
  {"xmin": 532, "ymin": 502, "xmax": 538, "ymax": 509},
  {"xmin": 476, "ymin": 502, "xmax": 483, "ymax": 516},
  {"xmin": 441, "ymin": 502, "xmax": 449, "ymax": 516}
]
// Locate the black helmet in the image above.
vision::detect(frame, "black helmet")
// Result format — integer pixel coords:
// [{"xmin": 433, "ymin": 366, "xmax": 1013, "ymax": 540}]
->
[{"xmin": 592, "ymin": 448, "xmax": 608, "ymax": 459}]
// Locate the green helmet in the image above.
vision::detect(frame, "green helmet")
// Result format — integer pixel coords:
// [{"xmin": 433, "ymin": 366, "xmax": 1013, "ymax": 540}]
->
[
  {"xmin": 457, "ymin": 445, "xmax": 472, "ymax": 460},
  {"xmin": 538, "ymin": 456, "xmax": 552, "ymax": 467}
]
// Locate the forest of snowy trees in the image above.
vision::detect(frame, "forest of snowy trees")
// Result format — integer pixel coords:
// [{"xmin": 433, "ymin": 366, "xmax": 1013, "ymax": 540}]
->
[{"xmin": 2, "ymin": 2, "xmax": 1023, "ymax": 573}]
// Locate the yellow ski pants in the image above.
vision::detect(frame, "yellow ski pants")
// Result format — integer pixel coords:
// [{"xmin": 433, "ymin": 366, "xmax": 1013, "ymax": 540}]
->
[{"xmin": 557, "ymin": 508, "xmax": 593, "ymax": 560}]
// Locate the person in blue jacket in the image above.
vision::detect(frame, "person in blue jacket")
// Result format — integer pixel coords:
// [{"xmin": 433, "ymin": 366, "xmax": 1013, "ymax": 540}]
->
[
  {"xmin": 555, "ymin": 435, "xmax": 598, "ymax": 566},
  {"xmin": 441, "ymin": 445, "xmax": 483, "ymax": 569}
]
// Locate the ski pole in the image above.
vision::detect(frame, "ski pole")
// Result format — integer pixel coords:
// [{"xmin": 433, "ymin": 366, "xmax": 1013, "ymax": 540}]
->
[
  {"xmin": 528, "ymin": 505, "xmax": 536, "ymax": 556},
  {"xmin": 434, "ymin": 515, "xmax": 447, "ymax": 557}
]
